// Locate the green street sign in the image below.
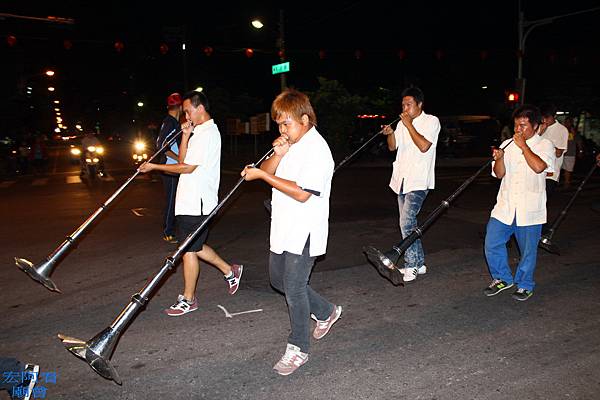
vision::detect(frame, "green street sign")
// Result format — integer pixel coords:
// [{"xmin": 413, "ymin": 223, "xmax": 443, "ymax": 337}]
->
[{"xmin": 272, "ymin": 61, "xmax": 290, "ymax": 75}]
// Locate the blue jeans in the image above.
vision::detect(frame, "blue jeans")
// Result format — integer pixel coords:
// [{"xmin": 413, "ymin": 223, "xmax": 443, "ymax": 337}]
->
[
  {"xmin": 161, "ymin": 174, "xmax": 179, "ymax": 236},
  {"xmin": 484, "ymin": 217, "xmax": 542, "ymax": 291},
  {"xmin": 269, "ymin": 239, "xmax": 334, "ymax": 353},
  {"xmin": 397, "ymin": 189, "xmax": 428, "ymax": 269}
]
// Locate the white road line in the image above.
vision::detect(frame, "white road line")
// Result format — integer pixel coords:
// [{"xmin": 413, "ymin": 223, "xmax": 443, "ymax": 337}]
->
[
  {"xmin": 66, "ymin": 175, "xmax": 82, "ymax": 184},
  {"xmin": 131, "ymin": 208, "xmax": 147, "ymax": 217},
  {"xmin": 217, "ymin": 304, "xmax": 263, "ymax": 318}
]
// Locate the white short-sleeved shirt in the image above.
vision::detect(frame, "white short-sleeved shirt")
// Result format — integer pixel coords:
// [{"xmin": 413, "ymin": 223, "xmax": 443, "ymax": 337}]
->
[
  {"xmin": 175, "ymin": 119, "xmax": 221, "ymax": 216},
  {"xmin": 490, "ymin": 135, "xmax": 555, "ymax": 226},
  {"xmin": 540, "ymin": 121, "xmax": 568, "ymax": 182},
  {"xmin": 389, "ymin": 112, "xmax": 441, "ymax": 194},
  {"xmin": 270, "ymin": 127, "xmax": 334, "ymax": 257}
]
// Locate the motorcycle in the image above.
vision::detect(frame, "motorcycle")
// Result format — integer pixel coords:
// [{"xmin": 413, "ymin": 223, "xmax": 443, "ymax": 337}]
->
[
  {"xmin": 132, "ymin": 139, "xmax": 148, "ymax": 166},
  {"xmin": 80, "ymin": 145, "xmax": 106, "ymax": 180}
]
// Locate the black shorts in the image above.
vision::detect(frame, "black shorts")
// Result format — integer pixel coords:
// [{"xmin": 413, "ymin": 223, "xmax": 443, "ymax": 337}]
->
[{"xmin": 176, "ymin": 215, "xmax": 210, "ymax": 252}]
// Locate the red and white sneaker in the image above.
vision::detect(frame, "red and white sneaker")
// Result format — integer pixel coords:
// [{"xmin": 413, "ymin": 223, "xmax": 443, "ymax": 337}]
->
[
  {"xmin": 164, "ymin": 294, "xmax": 198, "ymax": 316},
  {"xmin": 225, "ymin": 264, "xmax": 243, "ymax": 295},
  {"xmin": 312, "ymin": 305, "xmax": 343, "ymax": 339},
  {"xmin": 273, "ymin": 344, "xmax": 308, "ymax": 376}
]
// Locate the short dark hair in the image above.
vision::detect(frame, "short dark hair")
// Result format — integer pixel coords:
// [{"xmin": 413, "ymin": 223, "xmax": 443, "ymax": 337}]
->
[
  {"xmin": 183, "ymin": 90, "xmax": 210, "ymax": 112},
  {"xmin": 513, "ymin": 104, "xmax": 542, "ymax": 127},
  {"xmin": 401, "ymin": 86, "xmax": 424, "ymax": 105},
  {"xmin": 539, "ymin": 102, "xmax": 557, "ymax": 118}
]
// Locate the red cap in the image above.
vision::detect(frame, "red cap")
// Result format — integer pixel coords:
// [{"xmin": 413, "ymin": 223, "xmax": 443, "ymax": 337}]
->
[{"xmin": 166, "ymin": 92, "xmax": 182, "ymax": 106}]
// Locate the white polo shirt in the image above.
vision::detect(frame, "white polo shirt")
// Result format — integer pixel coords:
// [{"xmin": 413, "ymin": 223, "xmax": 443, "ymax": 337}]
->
[
  {"xmin": 270, "ymin": 127, "xmax": 334, "ymax": 257},
  {"xmin": 540, "ymin": 121, "xmax": 568, "ymax": 182},
  {"xmin": 490, "ymin": 135, "xmax": 555, "ymax": 226},
  {"xmin": 175, "ymin": 119, "xmax": 221, "ymax": 216},
  {"xmin": 389, "ymin": 112, "xmax": 440, "ymax": 194}
]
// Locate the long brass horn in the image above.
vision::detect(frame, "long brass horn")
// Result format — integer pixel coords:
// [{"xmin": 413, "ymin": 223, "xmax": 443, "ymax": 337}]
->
[
  {"xmin": 58, "ymin": 147, "xmax": 274, "ymax": 384},
  {"xmin": 334, "ymin": 116, "xmax": 400, "ymax": 173},
  {"xmin": 15, "ymin": 126, "xmax": 186, "ymax": 292},
  {"xmin": 539, "ymin": 161, "xmax": 598, "ymax": 255},
  {"xmin": 364, "ymin": 139, "xmax": 515, "ymax": 285}
]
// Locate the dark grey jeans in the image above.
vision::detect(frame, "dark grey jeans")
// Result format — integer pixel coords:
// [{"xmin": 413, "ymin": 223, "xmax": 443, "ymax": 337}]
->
[{"xmin": 269, "ymin": 239, "xmax": 334, "ymax": 353}]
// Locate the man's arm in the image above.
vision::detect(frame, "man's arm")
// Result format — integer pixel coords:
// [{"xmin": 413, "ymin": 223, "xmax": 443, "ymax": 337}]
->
[
  {"xmin": 382, "ymin": 125, "xmax": 397, "ymax": 151},
  {"xmin": 242, "ymin": 166, "xmax": 311, "ymax": 203},
  {"xmin": 522, "ymin": 147, "xmax": 548, "ymax": 173},
  {"xmin": 401, "ymin": 113, "xmax": 432, "ymax": 153},
  {"xmin": 140, "ymin": 161, "xmax": 196, "ymax": 175}
]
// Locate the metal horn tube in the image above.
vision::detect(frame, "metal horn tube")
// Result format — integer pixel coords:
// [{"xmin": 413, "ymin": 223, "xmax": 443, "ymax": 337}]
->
[
  {"xmin": 15, "ymin": 126, "xmax": 186, "ymax": 292},
  {"xmin": 334, "ymin": 117, "xmax": 401, "ymax": 174},
  {"xmin": 539, "ymin": 162, "xmax": 598, "ymax": 255},
  {"xmin": 364, "ymin": 139, "xmax": 515, "ymax": 284},
  {"xmin": 58, "ymin": 147, "xmax": 274, "ymax": 384}
]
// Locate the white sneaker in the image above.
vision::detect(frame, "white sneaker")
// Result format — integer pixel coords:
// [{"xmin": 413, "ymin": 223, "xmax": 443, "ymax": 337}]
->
[
  {"xmin": 273, "ymin": 344, "xmax": 308, "ymax": 376},
  {"xmin": 399, "ymin": 265, "xmax": 427, "ymax": 275}
]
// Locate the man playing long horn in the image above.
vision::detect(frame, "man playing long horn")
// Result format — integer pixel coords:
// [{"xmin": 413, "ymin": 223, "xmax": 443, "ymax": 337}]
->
[
  {"xmin": 139, "ymin": 90, "xmax": 243, "ymax": 316},
  {"xmin": 241, "ymin": 89, "xmax": 342, "ymax": 376},
  {"xmin": 483, "ymin": 104, "xmax": 555, "ymax": 302},
  {"xmin": 380, "ymin": 86, "xmax": 440, "ymax": 283}
]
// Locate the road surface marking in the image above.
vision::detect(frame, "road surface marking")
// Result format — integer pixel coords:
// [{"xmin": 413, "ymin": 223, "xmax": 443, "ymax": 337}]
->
[
  {"xmin": 66, "ymin": 175, "xmax": 82, "ymax": 184},
  {"xmin": 217, "ymin": 305, "xmax": 263, "ymax": 318}
]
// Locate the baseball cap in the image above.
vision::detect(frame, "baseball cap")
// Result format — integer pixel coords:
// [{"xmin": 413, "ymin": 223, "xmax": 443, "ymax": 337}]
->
[{"xmin": 166, "ymin": 93, "xmax": 182, "ymax": 106}]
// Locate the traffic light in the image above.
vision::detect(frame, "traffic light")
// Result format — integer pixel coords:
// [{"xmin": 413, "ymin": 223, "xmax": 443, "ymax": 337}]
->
[{"xmin": 506, "ymin": 90, "xmax": 519, "ymax": 104}]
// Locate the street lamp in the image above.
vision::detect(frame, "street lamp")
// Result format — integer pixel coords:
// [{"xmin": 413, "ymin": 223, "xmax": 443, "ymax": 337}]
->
[
  {"xmin": 516, "ymin": 1, "xmax": 600, "ymax": 104},
  {"xmin": 251, "ymin": 9, "xmax": 287, "ymax": 92}
]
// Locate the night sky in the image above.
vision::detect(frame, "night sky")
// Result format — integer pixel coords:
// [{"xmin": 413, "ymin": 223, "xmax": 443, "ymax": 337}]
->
[{"xmin": 2, "ymin": 0, "xmax": 599, "ymax": 137}]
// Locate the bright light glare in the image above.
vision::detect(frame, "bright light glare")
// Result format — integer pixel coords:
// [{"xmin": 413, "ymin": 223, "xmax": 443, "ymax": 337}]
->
[
  {"xmin": 47, "ymin": 87, "xmax": 55, "ymax": 92},
  {"xmin": 195, "ymin": 86, "xmax": 204, "ymax": 92},
  {"xmin": 95, "ymin": 146, "xmax": 104, "ymax": 154},
  {"xmin": 137, "ymin": 102, "xmax": 144, "ymax": 107},
  {"xmin": 45, "ymin": 70, "xmax": 55, "ymax": 76},
  {"xmin": 70, "ymin": 148, "xmax": 81, "ymax": 155},
  {"xmin": 134, "ymin": 141, "xmax": 146, "ymax": 151},
  {"xmin": 251, "ymin": 19, "xmax": 264, "ymax": 29}
]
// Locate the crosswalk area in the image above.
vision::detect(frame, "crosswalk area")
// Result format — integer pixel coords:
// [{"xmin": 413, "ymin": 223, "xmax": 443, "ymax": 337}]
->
[{"xmin": 0, "ymin": 171, "xmax": 155, "ymax": 190}]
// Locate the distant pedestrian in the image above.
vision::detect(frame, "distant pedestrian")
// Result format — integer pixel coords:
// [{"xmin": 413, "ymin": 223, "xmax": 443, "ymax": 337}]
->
[
  {"xmin": 156, "ymin": 93, "xmax": 183, "ymax": 243},
  {"xmin": 139, "ymin": 90, "xmax": 243, "ymax": 316},
  {"xmin": 483, "ymin": 104, "xmax": 555, "ymax": 302},
  {"xmin": 560, "ymin": 116, "xmax": 579, "ymax": 189},
  {"xmin": 241, "ymin": 89, "xmax": 342, "ymax": 376},
  {"xmin": 380, "ymin": 86, "xmax": 440, "ymax": 283},
  {"xmin": 539, "ymin": 103, "xmax": 568, "ymax": 197}
]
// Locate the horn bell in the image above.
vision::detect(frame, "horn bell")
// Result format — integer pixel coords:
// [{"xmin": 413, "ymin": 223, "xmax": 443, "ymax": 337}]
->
[
  {"xmin": 58, "ymin": 329, "xmax": 122, "ymax": 385},
  {"xmin": 15, "ymin": 257, "xmax": 61, "ymax": 293}
]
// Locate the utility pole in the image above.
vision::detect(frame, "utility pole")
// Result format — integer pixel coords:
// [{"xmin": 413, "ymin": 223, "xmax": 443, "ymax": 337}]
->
[
  {"xmin": 516, "ymin": 1, "xmax": 600, "ymax": 104},
  {"xmin": 277, "ymin": 9, "xmax": 287, "ymax": 92}
]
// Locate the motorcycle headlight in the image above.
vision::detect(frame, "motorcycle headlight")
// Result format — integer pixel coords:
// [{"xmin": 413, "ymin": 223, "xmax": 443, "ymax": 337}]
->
[
  {"xmin": 87, "ymin": 146, "xmax": 96, "ymax": 152},
  {"xmin": 95, "ymin": 146, "xmax": 104, "ymax": 154},
  {"xmin": 134, "ymin": 141, "xmax": 146, "ymax": 151},
  {"xmin": 70, "ymin": 148, "xmax": 81, "ymax": 155}
]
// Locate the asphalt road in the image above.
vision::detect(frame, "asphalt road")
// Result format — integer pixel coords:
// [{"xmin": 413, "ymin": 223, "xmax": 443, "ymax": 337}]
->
[{"xmin": 1, "ymin": 141, "xmax": 600, "ymax": 399}]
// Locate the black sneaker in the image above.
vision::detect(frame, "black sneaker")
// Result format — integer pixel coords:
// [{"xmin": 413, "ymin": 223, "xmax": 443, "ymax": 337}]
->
[
  {"xmin": 512, "ymin": 288, "xmax": 533, "ymax": 301},
  {"xmin": 483, "ymin": 279, "xmax": 514, "ymax": 297},
  {"xmin": 363, "ymin": 245, "xmax": 403, "ymax": 286}
]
